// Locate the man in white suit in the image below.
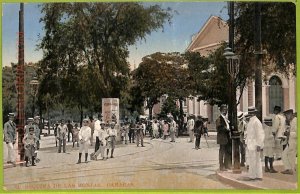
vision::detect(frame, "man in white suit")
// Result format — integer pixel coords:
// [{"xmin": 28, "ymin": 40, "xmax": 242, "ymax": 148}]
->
[{"xmin": 244, "ymin": 107, "xmax": 265, "ymax": 181}]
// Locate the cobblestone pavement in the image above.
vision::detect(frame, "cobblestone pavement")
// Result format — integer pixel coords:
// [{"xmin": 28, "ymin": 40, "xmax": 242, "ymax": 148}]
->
[{"xmin": 3, "ymin": 133, "xmax": 235, "ymax": 191}]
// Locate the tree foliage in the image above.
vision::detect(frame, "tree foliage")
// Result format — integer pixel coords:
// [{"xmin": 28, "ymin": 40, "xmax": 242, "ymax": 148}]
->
[
  {"xmin": 186, "ymin": 44, "xmax": 250, "ymax": 106},
  {"xmin": 132, "ymin": 52, "xmax": 194, "ymax": 120},
  {"xmin": 235, "ymin": 2, "xmax": 296, "ymax": 75},
  {"xmin": 37, "ymin": 2, "xmax": 173, "ymax": 119}
]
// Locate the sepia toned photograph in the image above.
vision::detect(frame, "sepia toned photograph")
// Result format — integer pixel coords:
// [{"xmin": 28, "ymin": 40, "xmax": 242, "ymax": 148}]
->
[{"xmin": 1, "ymin": 1, "xmax": 297, "ymax": 191}]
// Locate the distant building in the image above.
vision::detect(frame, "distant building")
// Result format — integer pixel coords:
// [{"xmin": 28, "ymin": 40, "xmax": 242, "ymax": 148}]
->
[
  {"xmin": 144, "ymin": 16, "xmax": 296, "ymax": 126},
  {"xmin": 185, "ymin": 15, "xmax": 296, "ymax": 124}
]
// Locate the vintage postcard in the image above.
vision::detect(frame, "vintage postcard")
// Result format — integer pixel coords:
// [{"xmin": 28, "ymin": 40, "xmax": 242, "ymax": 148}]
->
[{"xmin": 1, "ymin": 1, "xmax": 298, "ymax": 192}]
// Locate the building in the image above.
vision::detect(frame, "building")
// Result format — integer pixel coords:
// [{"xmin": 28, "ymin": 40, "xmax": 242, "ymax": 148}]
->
[
  {"xmin": 145, "ymin": 15, "xmax": 296, "ymax": 127},
  {"xmin": 185, "ymin": 15, "xmax": 296, "ymax": 124}
]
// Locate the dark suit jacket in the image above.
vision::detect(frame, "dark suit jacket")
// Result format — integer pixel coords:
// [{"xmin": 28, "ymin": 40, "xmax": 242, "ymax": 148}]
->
[{"xmin": 216, "ymin": 116, "xmax": 229, "ymax": 145}]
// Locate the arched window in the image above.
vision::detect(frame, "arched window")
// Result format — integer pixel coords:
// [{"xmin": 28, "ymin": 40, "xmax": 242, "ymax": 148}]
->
[{"xmin": 269, "ymin": 76, "xmax": 283, "ymax": 113}]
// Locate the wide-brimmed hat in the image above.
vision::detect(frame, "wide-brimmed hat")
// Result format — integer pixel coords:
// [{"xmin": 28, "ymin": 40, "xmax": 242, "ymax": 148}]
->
[
  {"xmin": 27, "ymin": 118, "xmax": 34, "ymax": 122},
  {"xmin": 263, "ymin": 117, "xmax": 272, "ymax": 123},
  {"xmin": 283, "ymin": 109, "xmax": 293, "ymax": 115},
  {"xmin": 8, "ymin": 113, "xmax": 15, "ymax": 117},
  {"xmin": 100, "ymin": 121, "xmax": 106, "ymax": 125},
  {"xmin": 83, "ymin": 118, "xmax": 89, "ymax": 122},
  {"xmin": 34, "ymin": 116, "xmax": 40, "ymax": 120},
  {"xmin": 248, "ymin": 107, "xmax": 258, "ymax": 115},
  {"xmin": 237, "ymin": 112, "xmax": 244, "ymax": 119}
]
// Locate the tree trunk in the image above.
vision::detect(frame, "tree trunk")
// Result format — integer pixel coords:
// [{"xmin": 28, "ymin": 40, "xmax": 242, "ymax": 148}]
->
[
  {"xmin": 149, "ymin": 106, "xmax": 153, "ymax": 120},
  {"xmin": 254, "ymin": 3, "xmax": 263, "ymax": 121},
  {"xmin": 80, "ymin": 103, "xmax": 83, "ymax": 127},
  {"xmin": 47, "ymin": 106, "xmax": 50, "ymax": 135},
  {"xmin": 179, "ymin": 99, "xmax": 184, "ymax": 136}
]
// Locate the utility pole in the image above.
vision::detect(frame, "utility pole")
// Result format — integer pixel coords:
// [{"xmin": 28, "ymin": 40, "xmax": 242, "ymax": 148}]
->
[
  {"xmin": 16, "ymin": 3, "xmax": 25, "ymax": 161},
  {"xmin": 254, "ymin": 3, "xmax": 263, "ymax": 121},
  {"xmin": 227, "ymin": 1, "xmax": 240, "ymax": 173}
]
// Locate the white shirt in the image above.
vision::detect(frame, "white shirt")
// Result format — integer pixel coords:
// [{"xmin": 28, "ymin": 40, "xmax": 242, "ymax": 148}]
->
[
  {"xmin": 94, "ymin": 119, "xmax": 101, "ymax": 138},
  {"xmin": 107, "ymin": 127, "xmax": 117, "ymax": 141},
  {"xmin": 221, "ymin": 114, "xmax": 230, "ymax": 130},
  {"xmin": 245, "ymin": 116, "xmax": 265, "ymax": 150},
  {"xmin": 273, "ymin": 114, "xmax": 286, "ymax": 138},
  {"xmin": 187, "ymin": 119, "xmax": 195, "ymax": 130},
  {"xmin": 169, "ymin": 120, "xmax": 176, "ymax": 132},
  {"xmin": 152, "ymin": 123, "xmax": 159, "ymax": 131},
  {"xmin": 289, "ymin": 117, "xmax": 297, "ymax": 148},
  {"xmin": 98, "ymin": 128, "xmax": 108, "ymax": 142},
  {"xmin": 79, "ymin": 126, "xmax": 92, "ymax": 142}
]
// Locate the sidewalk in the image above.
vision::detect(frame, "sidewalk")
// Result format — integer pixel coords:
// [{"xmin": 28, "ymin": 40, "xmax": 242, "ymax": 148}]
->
[{"xmin": 216, "ymin": 163, "xmax": 297, "ymax": 190}]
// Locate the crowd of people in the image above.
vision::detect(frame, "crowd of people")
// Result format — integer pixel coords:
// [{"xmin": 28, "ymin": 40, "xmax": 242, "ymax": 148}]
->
[
  {"xmin": 4, "ymin": 104, "xmax": 296, "ymax": 175},
  {"xmin": 216, "ymin": 105, "xmax": 297, "ymax": 181}
]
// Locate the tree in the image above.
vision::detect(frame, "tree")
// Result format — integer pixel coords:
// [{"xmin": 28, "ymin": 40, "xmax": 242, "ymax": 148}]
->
[
  {"xmin": 159, "ymin": 96, "xmax": 179, "ymax": 120},
  {"xmin": 235, "ymin": 2, "xmax": 296, "ymax": 75},
  {"xmin": 133, "ymin": 52, "xmax": 194, "ymax": 134},
  {"xmin": 2, "ymin": 63, "xmax": 40, "ymax": 122},
  {"xmin": 38, "ymin": 2, "xmax": 173, "ymax": 93},
  {"xmin": 186, "ymin": 44, "xmax": 250, "ymax": 107},
  {"xmin": 37, "ymin": 3, "xmax": 173, "ymax": 121}
]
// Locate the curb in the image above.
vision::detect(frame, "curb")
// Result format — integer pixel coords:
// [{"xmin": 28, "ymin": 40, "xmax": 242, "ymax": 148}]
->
[{"xmin": 216, "ymin": 171, "xmax": 265, "ymax": 189}]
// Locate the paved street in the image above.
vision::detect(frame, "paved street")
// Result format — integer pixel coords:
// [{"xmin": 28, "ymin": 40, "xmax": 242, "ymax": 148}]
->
[{"xmin": 3, "ymin": 133, "xmax": 234, "ymax": 190}]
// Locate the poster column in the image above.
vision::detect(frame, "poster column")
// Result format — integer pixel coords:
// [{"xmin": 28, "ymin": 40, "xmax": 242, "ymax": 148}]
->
[{"xmin": 102, "ymin": 98, "xmax": 121, "ymax": 141}]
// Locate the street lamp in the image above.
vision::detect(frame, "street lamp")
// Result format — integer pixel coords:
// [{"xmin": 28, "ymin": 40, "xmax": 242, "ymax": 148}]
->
[
  {"xmin": 223, "ymin": 46, "xmax": 241, "ymax": 174},
  {"xmin": 29, "ymin": 76, "xmax": 39, "ymax": 117}
]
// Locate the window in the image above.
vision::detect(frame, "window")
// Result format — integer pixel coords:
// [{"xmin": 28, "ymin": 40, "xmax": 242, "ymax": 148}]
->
[{"xmin": 269, "ymin": 76, "xmax": 283, "ymax": 113}]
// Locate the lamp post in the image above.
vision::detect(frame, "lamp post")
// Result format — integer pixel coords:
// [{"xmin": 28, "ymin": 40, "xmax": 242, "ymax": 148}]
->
[
  {"xmin": 223, "ymin": 46, "xmax": 241, "ymax": 174},
  {"xmin": 29, "ymin": 76, "xmax": 39, "ymax": 117}
]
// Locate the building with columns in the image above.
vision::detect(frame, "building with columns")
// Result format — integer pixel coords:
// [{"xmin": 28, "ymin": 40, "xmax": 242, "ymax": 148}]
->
[
  {"xmin": 185, "ymin": 15, "xmax": 296, "ymax": 124},
  {"xmin": 144, "ymin": 16, "xmax": 296, "ymax": 126}
]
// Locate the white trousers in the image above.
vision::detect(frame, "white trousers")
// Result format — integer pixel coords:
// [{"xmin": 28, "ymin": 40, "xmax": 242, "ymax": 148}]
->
[
  {"xmin": 282, "ymin": 145, "xmax": 297, "ymax": 171},
  {"xmin": 189, "ymin": 130, "xmax": 194, "ymax": 142},
  {"xmin": 94, "ymin": 144, "xmax": 107, "ymax": 158},
  {"xmin": 79, "ymin": 141, "xmax": 89, "ymax": 154},
  {"xmin": 7, "ymin": 143, "xmax": 16, "ymax": 162},
  {"xmin": 248, "ymin": 150, "xmax": 263, "ymax": 179}
]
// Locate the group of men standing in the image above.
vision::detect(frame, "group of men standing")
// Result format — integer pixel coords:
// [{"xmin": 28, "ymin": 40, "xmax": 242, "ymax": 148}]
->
[
  {"xmin": 4, "ymin": 113, "xmax": 41, "ymax": 167},
  {"xmin": 216, "ymin": 104, "xmax": 297, "ymax": 181}
]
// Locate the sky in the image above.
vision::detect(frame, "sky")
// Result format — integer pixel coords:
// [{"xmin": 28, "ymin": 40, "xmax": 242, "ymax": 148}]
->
[{"xmin": 2, "ymin": 2, "xmax": 228, "ymax": 69}]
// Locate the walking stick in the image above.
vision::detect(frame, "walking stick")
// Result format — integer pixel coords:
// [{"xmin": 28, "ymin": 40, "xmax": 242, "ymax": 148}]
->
[{"xmin": 204, "ymin": 134, "xmax": 209, "ymax": 148}]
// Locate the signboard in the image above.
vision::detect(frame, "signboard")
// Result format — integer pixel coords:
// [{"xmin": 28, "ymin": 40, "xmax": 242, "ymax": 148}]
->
[{"xmin": 102, "ymin": 98, "xmax": 120, "ymax": 141}]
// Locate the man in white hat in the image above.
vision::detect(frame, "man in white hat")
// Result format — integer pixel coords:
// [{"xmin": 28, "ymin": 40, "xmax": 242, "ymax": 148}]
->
[
  {"xmin": 23, "ymin": 126, "xmax": 38, "ymax": 167},
  {"xmin": 244, "ymin": 107, "xmax": 265, "ymax": 180},
  {"xmin": 4, "ymin": 113, "xmax": 17, "ymax": 167},
  {"xmin": 57, "ymin": 119, "xmax": 68, "ymax": 153},
  {"xmin": 136, "ymin": 120, "xmax": 145, "ymax": 147},
  {"xmin": 237, "ymin": 112, "xmax": 246, "ymax": 167},
  {"xmin": 93, "ymin": 122, "xmax": 108, "ymax": 160},
  {"xmin": 187, "ymin": 115, "xmax": 195, "ymax": 143},
  {"xmin": 263, "ymin": 117, "xmax": 277, "ymax": 173},
  {"xmin": 169, "ymin": 116, "xmax": 176, "ymax": 143},
  {"xmin": 77, "ymin": 118, "xmax": 92, "ymax": 163},
  {"xmin": 272, "ymin": 106, "xmax": 286, "ymax": 160},
  {"xmin": 25, "ymin": 118, "xmax": 34, "ymax": 134},
  {"xmin": 281, "ymin": 109, "xmax": 297, "ymax": 175},
  {"xmin": 106, "ymin": 122, "xmax": 117, "ymax": 158}
]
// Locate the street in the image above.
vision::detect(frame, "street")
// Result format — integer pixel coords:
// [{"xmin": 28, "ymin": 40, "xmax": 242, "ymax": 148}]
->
[{"xmin": 3, "ymin": 133, "xmax": 234, "ymax": 190}]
